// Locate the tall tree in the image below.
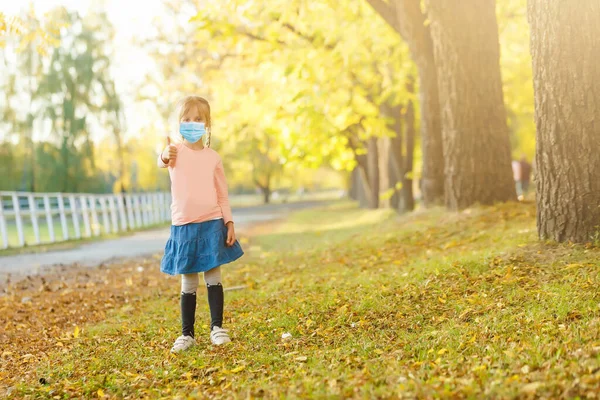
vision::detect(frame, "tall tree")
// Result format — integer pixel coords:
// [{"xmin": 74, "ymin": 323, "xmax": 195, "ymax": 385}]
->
[
  {"xmin": 528, "ymin": 0, "xmax": 600, "ymax": 242},
  {"xmin": 364, "ymin": 0, "xmax": 444, "ymax": 205},
  {"xmin": 400, "ymin": 88, "xmax": 415, "ymax": 211},
  {"xmin": 146, "ymin": 0, "xmax": 413, "ymax": 207},
  {"xmin": 0, "ymin": 7, "xmax": 54, "ymax": 191},
  {"xmin": 425, "ymin": 0, "xmax": 516, "ymax": 209},
  {"xmin": 37, "ymin": 10, "xmax": 119, "ymax": 192}
]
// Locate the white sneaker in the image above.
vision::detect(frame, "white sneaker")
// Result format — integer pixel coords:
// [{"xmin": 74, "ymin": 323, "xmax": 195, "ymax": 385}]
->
[
  {"xmin": 170, "ymin": 335, "xmax": 196, "ymax": 353},
  {"xmin": 210, "ymin": 327, "xmax": 231, "ymax": 345}
]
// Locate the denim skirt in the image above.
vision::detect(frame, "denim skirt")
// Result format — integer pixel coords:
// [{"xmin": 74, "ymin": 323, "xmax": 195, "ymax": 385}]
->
[{"xmin": 160, "ymin": 219, "xmax": 244, "ymax": 275}]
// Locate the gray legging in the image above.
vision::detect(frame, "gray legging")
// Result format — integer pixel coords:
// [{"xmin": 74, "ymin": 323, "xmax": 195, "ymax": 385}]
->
[{"xmin": 181, "ymin": 267, "xmax": 222, "ymax": 293}]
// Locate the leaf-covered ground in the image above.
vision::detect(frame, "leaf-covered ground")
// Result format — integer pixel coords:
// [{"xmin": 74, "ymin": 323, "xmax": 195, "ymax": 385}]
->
[{"xmin": 1, "ymin": 201, "xmax": 599, "ymax": 399}]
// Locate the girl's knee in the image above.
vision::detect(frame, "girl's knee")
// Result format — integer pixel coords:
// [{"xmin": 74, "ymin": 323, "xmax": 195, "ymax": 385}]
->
[
  {"xmin": 204, "ymin": 267, "xmax": 222, "ymax": 286},
  {"xmin": 181, "ymin": 273, "xmax": 199, "ymax": 293}
]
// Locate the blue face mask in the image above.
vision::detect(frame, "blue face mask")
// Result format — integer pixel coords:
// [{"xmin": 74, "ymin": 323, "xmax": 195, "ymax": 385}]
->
[{"xmin": 179, "ymin": 122, "xmax": 206, "ymax": 144}]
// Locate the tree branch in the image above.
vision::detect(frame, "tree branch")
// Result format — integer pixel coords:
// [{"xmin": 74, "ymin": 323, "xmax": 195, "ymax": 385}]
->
[
  {"xmin": 236, "ymin": 27, "xmax": 287, "ymax": 46},
  {"xmin": 281, "ymin": 23, "xmax": 335, "ymax": 51}
]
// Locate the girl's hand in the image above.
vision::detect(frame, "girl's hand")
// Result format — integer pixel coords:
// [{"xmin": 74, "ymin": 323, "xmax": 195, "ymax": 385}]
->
[
  {"xmin": 161, "ymin": 137, "xmax": 177, "ymax": 166},
  {"xmin": 226, "ymin": 222, "xmax": 236, "ymax": 247}
]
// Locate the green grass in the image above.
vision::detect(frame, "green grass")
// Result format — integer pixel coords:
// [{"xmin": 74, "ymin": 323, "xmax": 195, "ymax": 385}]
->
[
  {"xmin": 8, "ymin": 201, "xmax": 600, "ymax": 399},
  {"xmin": 3, "ymin": 217, "xmax": 89, "ymax": 247}
]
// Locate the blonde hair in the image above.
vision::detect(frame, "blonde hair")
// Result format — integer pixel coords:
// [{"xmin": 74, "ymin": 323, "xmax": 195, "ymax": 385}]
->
[{"xmin": 178, "ymin": 95, "xmax": 212, "ymax": 147}]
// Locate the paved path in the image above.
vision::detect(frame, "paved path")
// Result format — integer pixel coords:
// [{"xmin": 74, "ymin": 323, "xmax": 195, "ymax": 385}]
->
[{"xmin": 0, "ymin": 201, "xmax": 323, "ymax": 282}]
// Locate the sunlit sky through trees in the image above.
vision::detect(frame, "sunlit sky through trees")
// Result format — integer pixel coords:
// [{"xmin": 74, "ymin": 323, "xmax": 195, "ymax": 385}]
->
[{"xmin": 1, "ymin": 0, "xmax": 169, "ymax": 141}]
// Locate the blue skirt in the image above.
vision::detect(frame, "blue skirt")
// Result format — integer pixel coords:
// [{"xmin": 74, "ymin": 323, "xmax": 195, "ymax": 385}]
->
[{"xmin": 160, "ymin": 219, "xmax": 244, "ymax": 275}]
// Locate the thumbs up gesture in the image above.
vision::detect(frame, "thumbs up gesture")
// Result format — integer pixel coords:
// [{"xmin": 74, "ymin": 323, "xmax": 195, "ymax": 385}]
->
[{"xmin": 161, "ymin": 136, "xmax": 178, "ymax": 167}]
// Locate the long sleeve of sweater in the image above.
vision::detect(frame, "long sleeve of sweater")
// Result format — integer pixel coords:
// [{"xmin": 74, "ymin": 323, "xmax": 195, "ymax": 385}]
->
[{"xmin": 214, "ymin": 159, "xmax": 233, "ymax": 225}]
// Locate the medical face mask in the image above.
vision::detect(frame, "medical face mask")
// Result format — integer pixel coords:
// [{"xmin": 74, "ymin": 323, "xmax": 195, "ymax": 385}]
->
[{"xmin": 179, "ymin": 122, "xmax": 206, "ymax": 143}]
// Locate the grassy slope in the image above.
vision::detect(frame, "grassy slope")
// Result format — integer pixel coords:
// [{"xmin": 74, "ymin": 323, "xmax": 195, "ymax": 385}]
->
[{"xmin": 2, "ymin": 201, "xmax": 599, "ymax": 399}]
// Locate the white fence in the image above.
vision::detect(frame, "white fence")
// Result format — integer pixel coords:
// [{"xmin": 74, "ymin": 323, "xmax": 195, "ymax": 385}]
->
[{"xmin": 0, "ymin": 191, "xmax": 171, "ymax": 249}]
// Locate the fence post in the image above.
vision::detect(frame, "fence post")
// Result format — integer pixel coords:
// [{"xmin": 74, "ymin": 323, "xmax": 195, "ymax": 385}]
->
[
  {"xmin": 0, "ymin": 195, "xmax": 8, "ymax": 249},
  {"xmin": 147, "ymin": 194, "xmax": 153, "ymax": 225},
  {"xmin": 43, "ymin": 195, "xmax": 55, "ymax": 243},
  {"xmin": 108, "ymin": 195, "xmax": 119, "ymax": 233},
  {"xmin": 89, "ymin": 195, "xmax": 101, "ymax": 236},
  {"xmin": 157, "ymin": 192, "xmax": 164, "ymax": 222},
  {"xmin": 80, "ymin": 195, "xmax": 92, "ymax": 237},
  {"xmin": 140, "ymin": 194, "xmax": 147, "ymax": 226},
  {"xmin": 11, "ymin": 193, "xmax": 25, "ymax": 247},
  {"xmin": 163, "ymin": 192, "xmax": 170, "ymax": 222},
  {"xmin": 148, "ymin": 193, "xmax": 155, "ymax": 225},
  {"xmin": 126, "ymin": 194, "xmax": 136, "ymax": 229},
  {"xmin": 28, "ymin": 194, "xmax": 40, "ymax": 245},
  {"xmin": 117, "ymin": 193, "xmax": 128, "ymax": 231},
  {"xmin": 70, "ymin": 195, "xmax": 82, "ymax": 239},
  {"xmin": 58, "ymin": 193, "xmax": 69, "ymax": 241},
  {"xmin": 148, "ymin": 194, "xmax": 155, "ymax": 225},
  {"xmin": 152, "ymin": 193, "xmax": 160, "ymax": 224},
  {"xmin": 157, "ymin": 192, "xmax": 163, "ymax": 222},
  {"xmin": 149, "ymin": 194, "xmax": 155, "ymax": 225},
  {"xmin": 149, "ymin": 194, "xmax": 156, "ymax": 225},
  {"xmin": 100, "ymin": 196, "xmax": 110, "ymax": 234},
  {"xmin": 140, "ymin": 194, "xmax": 148, "ymax": 226},
  {"xmin": 134, "ymin": 195, "xmax": 142, "ymax": 227}
]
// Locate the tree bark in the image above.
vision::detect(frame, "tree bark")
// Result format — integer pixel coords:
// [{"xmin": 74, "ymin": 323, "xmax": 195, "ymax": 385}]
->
[
  {"xmin": 349, "ymin": 168, "xmax": 359, "ymax": 201},
  {"xmin": 528, "ymin": 0, "xmax": 600, "ymax": 242},
  {"xmin": 347, "ymin": 129, "xmax": 379, "ymax": 209},
  {"xmin": 384, "ymin": 97, "xmax": 416, "ymax": 213},
  {"xmin": 365, "ymin": 0, "xmax": 444, "ymax": 205},
  {"xmin": 425, "ymin": 0, "xmax": 516, "ymax": 210},
  {"xmin": 387, "ymin": 104, "xmax": 403, "ymax": 210},
  {"xmin": 262, "ymin": 187, "xmax": 271, "ymax": 204},
  {"xmin": 366, "ymin": 137, "xmax": 380, "ymax": 209},
  {"xmin": 388, "ymin": 154, "xmax": 400, "ymax": 209},
  {"xmin": 401, "ymin": 98, "xmax": 415, "ymax": 212},
  {"xmin": 354, "ymin": 167, "xmax": 370, "ymax": 208},
  {"xmin": 356, "ymin": 164, "xmax": 375, "ymax": 208},
  {"xmin": 378, "ymin": 137, "xmax": 391, "ymax": 209}
]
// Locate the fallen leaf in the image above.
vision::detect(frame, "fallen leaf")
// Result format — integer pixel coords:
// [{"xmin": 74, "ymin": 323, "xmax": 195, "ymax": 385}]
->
[{"xmin": 521, "ymin": 382, "xmax": 542, "ymax": 394}]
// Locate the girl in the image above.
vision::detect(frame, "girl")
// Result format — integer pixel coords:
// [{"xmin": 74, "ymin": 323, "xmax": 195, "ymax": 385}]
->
[{"xmin": 158, "ymin": 95, "xmax": 244, "ymax": 352}]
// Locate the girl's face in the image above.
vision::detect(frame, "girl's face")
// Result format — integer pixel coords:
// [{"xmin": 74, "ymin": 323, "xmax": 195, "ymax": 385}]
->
[{"xmin": 181, "ymin": 105, "xmax": 207, "ymax": 124}]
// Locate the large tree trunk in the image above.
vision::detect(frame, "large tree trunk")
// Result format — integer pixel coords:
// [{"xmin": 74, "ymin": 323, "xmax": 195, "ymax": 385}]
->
[
  {"xmin": 413, "ymin": 42, "xmax": 444, "ymax": 206},
  {"xmin": 366, "ymin": 137, "xmax": 380, "ymax": 209},
  {"xmin": 378, "ymin": 137, "xmax": 391, "ymax": 209},
  {"xmin": 528, "ymin": 0, "xmax": 600, "ymax": 243},
  {"xmin": 386, "ymin": 100, "xmax": 415, "ymax": 214},
  {"xmin": 387, "ymin": 104, "xmax": 403, "ymax": 210},
  {"xmin": 401, "ymin": 98, "xmax": 415, "ymax": 212},
  {"xmin": 355, "ymin": 168, "xmax": 370, "ymax": 208},
  {"xmin": 388, "ymin": 154, "xmax": 400, "ymax": 209},
  {"xmin": 349, "ymin": 168, "xmax": 359, "ymax": 201},
  {"xmin": 262, "ymin": 187, "xmax": 271, "ymax": 204},
  {"xmin": 425, "ymin": 0, "xmax": 516, "ymax": 210},
  {"xmin": 365, "ymin": 0, "xmax": 445, "ymax": 206},
  {"xmin": 348, "ymin": 130, "xmax": 380, "ymax": 209}
]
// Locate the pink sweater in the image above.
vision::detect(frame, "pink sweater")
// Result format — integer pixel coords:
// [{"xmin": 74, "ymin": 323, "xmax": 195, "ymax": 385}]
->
[{"xmin": 158, "ymin": 144, "xmax": 233, "ymax": 226}]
